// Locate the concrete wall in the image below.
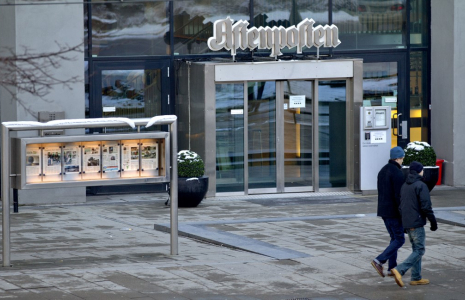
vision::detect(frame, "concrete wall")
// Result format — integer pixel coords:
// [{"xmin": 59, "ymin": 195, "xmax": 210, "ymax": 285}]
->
[
  {"xmin": 431, "ymin": 0, "xmax": 465, "ymax": 186},
  {"xmin": 0, "ymin": 1, "xmax": 86, "ymax": 203}
]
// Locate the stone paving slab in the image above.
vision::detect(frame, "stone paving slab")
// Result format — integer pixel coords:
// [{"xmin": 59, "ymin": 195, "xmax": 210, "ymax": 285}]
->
[{"xmin": 0, "ymin": 186, "xmax": 463, "ymax": 299}]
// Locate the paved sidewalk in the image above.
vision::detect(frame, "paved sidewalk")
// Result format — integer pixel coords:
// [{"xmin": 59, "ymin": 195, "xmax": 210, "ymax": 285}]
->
[{"xmin": 0, "ymin": 186, "xmax": 464, "ymax": 299}]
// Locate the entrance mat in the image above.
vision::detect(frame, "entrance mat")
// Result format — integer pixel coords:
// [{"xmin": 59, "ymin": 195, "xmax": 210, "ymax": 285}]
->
[{"xmin": 154, "ymin": 223, "xmax": 310, "ymax": 260}]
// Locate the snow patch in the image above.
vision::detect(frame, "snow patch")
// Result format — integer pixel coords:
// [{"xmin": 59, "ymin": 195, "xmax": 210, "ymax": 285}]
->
[{"xmin": 146, "ymin": 115, "xmax": 177, "ymax": 128}]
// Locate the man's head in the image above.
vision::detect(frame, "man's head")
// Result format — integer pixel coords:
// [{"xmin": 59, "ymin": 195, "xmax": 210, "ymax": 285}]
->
[
  {"xmin": 390, "ymin": 146, "xmax": 405, "ymax": 165},
  {"xmin": 409, "ymin": 161, "xmax": 424, "ymax": 176}
]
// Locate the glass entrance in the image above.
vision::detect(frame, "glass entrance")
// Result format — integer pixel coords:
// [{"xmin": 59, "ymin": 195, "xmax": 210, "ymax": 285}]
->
[{"xmin": 215, "ymin": 79, "xmax": 351, "ymax": 194}]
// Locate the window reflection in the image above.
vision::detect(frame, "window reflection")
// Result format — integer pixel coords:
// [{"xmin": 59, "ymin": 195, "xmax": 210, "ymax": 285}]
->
[
  {"xmin": 91, "ymin": 2, "xmax": 169, "ymax": 56},
  {"xmin": 333, "ymin": 0, "xmax": 406, "ymax": 50},
  {"xmin": 100, "ymin": 69, "xmax": 162, "ymax": 133},
  {"xmin": 254, "ymin": 0, "xmax": 328, "ymax": 55},
  {"xmin": 173, "ymin": 0, "xmax": 249, "ymax": 55},
  {"xmin": 410, "ymin": 0, "xmax": 428, "ymax": 47}
]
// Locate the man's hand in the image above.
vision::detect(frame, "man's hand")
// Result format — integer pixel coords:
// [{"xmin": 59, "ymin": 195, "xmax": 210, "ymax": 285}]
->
[{"xmin": 430, "ymin": 220, "xmax": 438, "ymax": 231}]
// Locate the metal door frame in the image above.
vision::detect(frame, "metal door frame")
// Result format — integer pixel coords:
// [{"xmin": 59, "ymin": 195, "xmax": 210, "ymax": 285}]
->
[{"xmin": 90, "ymin": 60, "xmax": 171, "ymax": 120}]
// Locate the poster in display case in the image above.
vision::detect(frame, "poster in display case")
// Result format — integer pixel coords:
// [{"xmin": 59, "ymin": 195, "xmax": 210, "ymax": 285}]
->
[
  {"xmin": 26, "ymin": 144, "xmax": 42, "ymax": 183},
  {"xmin": 42, "ymin": 144, "xmax": 63, "ymax": 182},
  {"xmin": 121, "ymin": 140, "xmax": 140, "ymax": 178},
  {"xmin": 82, "ymin": 142, "xmax": 101, "ymax": 180},
  {"xmin": 102, "ymin": 141, "xmax": 120, "ymax": 179},
  {"xmin": 63, "ymin": 142, "xmax": 81, "ymax": 181},
  {"xmin": 140, "ymin": 139, "xmax": 159, "ymax": 177}
]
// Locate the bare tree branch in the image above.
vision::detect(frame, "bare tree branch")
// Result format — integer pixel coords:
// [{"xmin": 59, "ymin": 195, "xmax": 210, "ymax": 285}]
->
[{"xmin": 0, "ymin": 41, "xmax": 83, "ymax": 116}]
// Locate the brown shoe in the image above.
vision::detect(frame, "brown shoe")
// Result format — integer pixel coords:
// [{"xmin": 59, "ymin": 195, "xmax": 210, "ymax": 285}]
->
[
  {"xmin": 371, "ymin": 260, "xmax": 385, "ymax": 278},
  {"xmin": 410, "ymin": 279, "xmax": 430, "ymax": 285},
  {"xmin": 391, "ymin": 268, "xmax": 404, "ymax": 287},
  {"xmin": 387, "ymin": 270, "xmax": 394, "ymax": 277}
]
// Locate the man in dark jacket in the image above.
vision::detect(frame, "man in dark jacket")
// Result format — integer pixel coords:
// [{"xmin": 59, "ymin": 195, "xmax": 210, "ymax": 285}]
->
[
  {"xmin": 371, "ymin": 146, "xmax": 406, "ymax": 278},
  {"xmin": 391, "ymin": 161, "xmax": 438, "ymax": 287}
]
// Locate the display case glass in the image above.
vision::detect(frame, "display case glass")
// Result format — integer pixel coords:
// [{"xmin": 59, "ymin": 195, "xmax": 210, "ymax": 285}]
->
[
  {"xmin": 102, "ymin": 141, "xmax": 120, "ymax": 179},
  {"xmin": 140, "ymin": 139, "xmax": 159, "ymax": 177},
  {"xmin": 26, "ymin": 144, "xmax": 42, "ymax": 184},
  {"xmin": 63, "ymin": 143, "xmax": 82, "ymax": 181},
  {"xmin": 121, "ymin": 140, "xmax": 140, "ymax": 178},
  {"xmin": 82, "ymin": 142, "xmax": 102, "ymax": 180},
  {"xmin": 42, "ymin": 143, "xmax": 62, "ymax": 182}
]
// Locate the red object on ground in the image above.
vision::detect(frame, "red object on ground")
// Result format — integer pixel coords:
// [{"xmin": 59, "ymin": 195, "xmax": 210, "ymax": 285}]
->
[{"xmin": 436, "ymin": 159, "xmax": 445, "ymax": 185}]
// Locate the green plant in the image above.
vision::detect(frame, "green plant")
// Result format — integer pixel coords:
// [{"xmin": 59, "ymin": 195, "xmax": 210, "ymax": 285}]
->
[
  {"xmin": 177, "ymin": 150, "xmax": 205, "ymax": 177},
  {"xmin": 403, "ymin": 141, "xmax": 436, "ymax": 167}
]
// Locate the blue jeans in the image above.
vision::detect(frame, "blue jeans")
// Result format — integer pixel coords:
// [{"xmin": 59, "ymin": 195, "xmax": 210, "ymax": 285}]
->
[
  {"xmin": 376, "ymin": 218, "xmax": 405, "ymax": 271},
  {"xmin": 396, "ymin": 227, "xmax": 426, "ymax": 281}
]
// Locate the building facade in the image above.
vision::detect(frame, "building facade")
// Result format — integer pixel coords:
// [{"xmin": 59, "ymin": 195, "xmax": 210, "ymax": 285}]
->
[{"xmin": 1, "ymin": 0, "xmax": 464, "ymax": 203}]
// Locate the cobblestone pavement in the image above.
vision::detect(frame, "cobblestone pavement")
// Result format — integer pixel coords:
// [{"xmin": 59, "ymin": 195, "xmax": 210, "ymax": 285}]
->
[{"xmin": 0, "ymin": 186, "xmax": 464, "ymax": 299}]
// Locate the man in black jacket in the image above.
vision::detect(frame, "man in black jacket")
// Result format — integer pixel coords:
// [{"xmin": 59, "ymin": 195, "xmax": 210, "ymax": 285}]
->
[
  {"xmin": 371, "ymin": 146, "xmax": 406, "ymax": 278},
  {"xmin": 391, "ymin": 161, "xmax": 438, "ymax": 287}
]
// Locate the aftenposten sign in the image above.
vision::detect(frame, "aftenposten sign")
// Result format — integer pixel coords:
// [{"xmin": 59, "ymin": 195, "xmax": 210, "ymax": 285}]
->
[{"xmin": 208, "ymin": 17, "xmax": 341, "ymax": 58}]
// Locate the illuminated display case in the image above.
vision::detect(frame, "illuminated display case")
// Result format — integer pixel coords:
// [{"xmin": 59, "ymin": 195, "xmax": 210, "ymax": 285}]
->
[{"xmin": 13, "ymin": 132, "xmax": 170, "ymax": 189}]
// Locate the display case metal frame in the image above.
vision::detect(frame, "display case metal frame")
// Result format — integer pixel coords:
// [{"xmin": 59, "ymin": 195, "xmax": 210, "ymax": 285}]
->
[{"xmin": 1, "ymin": 117, "xmax": 179, "ymax": 267}]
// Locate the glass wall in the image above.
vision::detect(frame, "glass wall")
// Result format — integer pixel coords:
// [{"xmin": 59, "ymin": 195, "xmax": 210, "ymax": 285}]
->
[
  {"xmin": 410, "ymin": 51, "xmax": 429, "ymax": 142},
  {"xmin": 216, "ymin": 83, "xmax": 245, "ymax": 193},
  {"xmin": 173, "ymin": 0, "xmax": 249, "ymax": 55},
  {"xmin": 318, "ymin": 81, "xmax": 347, "ymax": 188},
  {"xmin": 332, "ymin": 0, "xmax": 406, "ymax": 50},
  {"xmin": 91, "ymin": 2, "xmax": 169, "ymax": 56}
]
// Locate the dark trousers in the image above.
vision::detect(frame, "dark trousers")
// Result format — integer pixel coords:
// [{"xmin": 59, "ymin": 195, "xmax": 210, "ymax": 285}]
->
[{"xmin": 376, "ymin": 217, "xmax": 405, "ymax": 271}]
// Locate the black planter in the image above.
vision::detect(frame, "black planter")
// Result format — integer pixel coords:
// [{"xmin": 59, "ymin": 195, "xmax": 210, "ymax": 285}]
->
[
  {"xmin": 177, "ymin": 176, "xmax": 209, "ymax": 207},
  {"xmin": 401, "ymin": 166, "xmax": 439, "ymax": 192}
]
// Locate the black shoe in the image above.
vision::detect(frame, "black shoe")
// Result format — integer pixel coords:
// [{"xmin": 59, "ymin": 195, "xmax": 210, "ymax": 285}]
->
[{"xmin": 371, "ymin": 260, "xmax": 385, "ymax": 278}]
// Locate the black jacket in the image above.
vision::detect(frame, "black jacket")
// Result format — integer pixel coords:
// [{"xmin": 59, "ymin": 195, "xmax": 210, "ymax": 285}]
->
[
  {"xmin": 377, "ymin": 160, "xmax": 405, "ymax": 219},
  {"xmin": 399, "ymin": 172, "xmax": 436, "ymax": 229}
]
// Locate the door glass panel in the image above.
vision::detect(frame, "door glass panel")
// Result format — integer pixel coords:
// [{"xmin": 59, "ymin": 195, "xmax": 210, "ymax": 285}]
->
[
  {"xmin": 410, "ymin": 51, "xmax": 428, "ymax": 142},
  {"xmin": 101, "ymin": 69, "xmax": 162, "ymax": 131},
  {"xmin": 248, "ymin": 82, "xmax": 276, "ymax": 190},
  {"xmin": 362, "ymin": 62, "xmax": 398, "ymax": 147},
  {"xmin": 283, "ymin": 81, "xmax": 313, "ymax": 188},
  {"xmin": 318, "ymin": 81, "xmax": 347, "ymax": 188},
  {"xmin": 215, "ymin": 83, "xmax": 244, "ymax": 193}
]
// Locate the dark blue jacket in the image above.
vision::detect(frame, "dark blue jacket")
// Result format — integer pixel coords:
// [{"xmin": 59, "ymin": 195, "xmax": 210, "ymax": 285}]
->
[
  {"xmin": 377, "ymin": 160, "xmax": 405, "ymax": 219},
  {"xmin": 399, "ymin": 172, "xmax": 436, "ymax": 229}
]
